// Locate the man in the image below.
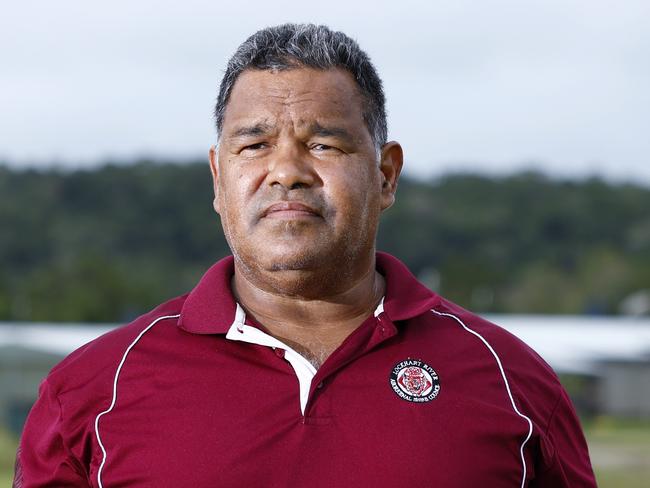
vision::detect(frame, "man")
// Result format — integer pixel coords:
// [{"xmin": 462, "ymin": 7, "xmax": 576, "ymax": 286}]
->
[{"xmin": 15, "ymin": 24, "xmax": 596, "ymax": 487}]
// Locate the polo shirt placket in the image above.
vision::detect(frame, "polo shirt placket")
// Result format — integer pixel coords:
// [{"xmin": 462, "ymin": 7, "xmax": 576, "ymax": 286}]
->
[{"xmin": 228, "ymin": 297, "xmax": 395, "ymax": 420}]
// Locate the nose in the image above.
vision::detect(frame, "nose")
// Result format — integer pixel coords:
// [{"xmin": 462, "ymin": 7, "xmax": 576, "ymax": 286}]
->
[{"xmin": 266, "ymin": 143, "xmax": 317, "ymax": 190}]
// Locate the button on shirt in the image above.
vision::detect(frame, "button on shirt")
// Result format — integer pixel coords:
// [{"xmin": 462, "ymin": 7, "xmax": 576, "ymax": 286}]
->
[{"xmin": 15, "ymin": 253, "xmax": 596, "ymax": 487}]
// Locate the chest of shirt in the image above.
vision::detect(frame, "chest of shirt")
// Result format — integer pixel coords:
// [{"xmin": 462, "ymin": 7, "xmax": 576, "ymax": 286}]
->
[{"xmin": 90, "ymin": 334, "xmax": 535, "ymax": 487}]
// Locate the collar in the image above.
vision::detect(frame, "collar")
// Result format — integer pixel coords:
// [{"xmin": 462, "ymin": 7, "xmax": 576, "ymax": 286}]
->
[
  {"xmin": 376, "ymin": 252, "xmax": 441, "ymax": 321},
  {"xmin": 177, "ymin": 252, "xmax": 440, "ymax": 335}
]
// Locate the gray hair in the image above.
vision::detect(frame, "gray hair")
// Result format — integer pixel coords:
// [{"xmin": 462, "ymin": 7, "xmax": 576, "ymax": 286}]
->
[{"xmin": 214, "ymin": 23, "xmax": 387, "ymax": 148}]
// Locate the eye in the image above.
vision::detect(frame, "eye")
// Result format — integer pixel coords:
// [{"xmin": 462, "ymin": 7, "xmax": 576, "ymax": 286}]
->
[
  {"xmin": 310, "ymin": 143, "xmax": 337, "ymax": 152},
  {"xmin": 239, "ymin": 142, "xmax": 269, "ymax": 156},
  {"xmin": 242, "ymin": 142, "xmax": 267, "ymax": 151}
]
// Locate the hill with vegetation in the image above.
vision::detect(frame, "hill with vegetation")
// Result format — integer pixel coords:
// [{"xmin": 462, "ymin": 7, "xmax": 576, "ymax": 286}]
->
[{"xmin": 1, "ymin": 161, "xmax": 649, "ymax": 322}]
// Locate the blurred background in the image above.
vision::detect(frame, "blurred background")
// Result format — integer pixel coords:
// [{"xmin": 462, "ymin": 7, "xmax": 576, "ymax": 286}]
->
[{"xmin": 1, "ymin": 0, "xmax": 649, "ymax": 485}]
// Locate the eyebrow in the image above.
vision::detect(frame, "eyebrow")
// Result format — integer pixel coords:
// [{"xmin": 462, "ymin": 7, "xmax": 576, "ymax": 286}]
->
[
  {"xmin": 309, "ymin": 122, "xmax": 354, "ymax": 144},
  {"xmin": 227, "ymin": 121, "xmax": 355, "ymax": 144},
  {"xmin": 228, "ymin": 122, "xmax": 275, "ymax": 139}
]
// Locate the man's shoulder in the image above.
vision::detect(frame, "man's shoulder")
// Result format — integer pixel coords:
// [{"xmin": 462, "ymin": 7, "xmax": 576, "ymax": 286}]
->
[
  {"xmin": 430, "ymin": 298, "xmax": 565, "ymax": 421},
  {"xmin": 46, "ymin": 293, "xmax": 188, "ymax": 396},
  {"xmin": 432, "ymin": 298, "xmax": 555, "ymax": 374}
]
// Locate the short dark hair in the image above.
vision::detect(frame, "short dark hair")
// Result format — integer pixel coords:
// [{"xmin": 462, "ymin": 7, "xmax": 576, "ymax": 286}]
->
[{"xmin": 214, "ymin": 23, "xmax": 387, "ymax": 148}]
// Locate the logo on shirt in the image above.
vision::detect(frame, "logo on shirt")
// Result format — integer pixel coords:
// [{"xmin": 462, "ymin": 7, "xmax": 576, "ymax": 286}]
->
[{"xmin": 390, "ymin": 359, "xmax": 440, "ymax": 403}]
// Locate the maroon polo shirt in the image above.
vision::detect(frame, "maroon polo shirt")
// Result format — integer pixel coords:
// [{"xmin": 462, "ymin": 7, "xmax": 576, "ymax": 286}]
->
[{"xmin": 15, "ymin": 253, "xmax": 596, "ymax": 487}]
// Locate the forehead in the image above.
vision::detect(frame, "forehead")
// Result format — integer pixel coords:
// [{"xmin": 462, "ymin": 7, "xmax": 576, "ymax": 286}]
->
[{"xmin": 221, "ymin": 67, "xmax": 368, "ymax": 135}]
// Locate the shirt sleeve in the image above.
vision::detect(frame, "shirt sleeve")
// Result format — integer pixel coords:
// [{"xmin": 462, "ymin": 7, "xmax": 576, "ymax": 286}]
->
[
  {"xmin": 13, "ymin": 378, "xmax": 90, "ymax": 488},
  {"xmin": 531, "ymin": 388, "xmax": 598, "ymax": 487}
]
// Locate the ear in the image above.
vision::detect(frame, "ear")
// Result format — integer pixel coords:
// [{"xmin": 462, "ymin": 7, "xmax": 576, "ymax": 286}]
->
[
  {"xmin": 378, "ymin": 141, "xmax": 403, "ymax": 211},
  {"xmin": 208, "ymin": 145, "xmax": 221, "ymax": 215}
]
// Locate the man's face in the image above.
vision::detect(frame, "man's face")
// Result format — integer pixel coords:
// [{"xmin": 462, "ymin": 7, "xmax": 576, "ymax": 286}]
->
[{"xmin": 210, "ymin": 67, "xmax": 401, "ymax": 289}]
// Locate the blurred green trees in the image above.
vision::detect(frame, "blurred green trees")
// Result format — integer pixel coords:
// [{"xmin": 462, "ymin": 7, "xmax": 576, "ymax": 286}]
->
[{"xmin": 1, "ymin": 162, "xmax": 649, "ymax": 321}]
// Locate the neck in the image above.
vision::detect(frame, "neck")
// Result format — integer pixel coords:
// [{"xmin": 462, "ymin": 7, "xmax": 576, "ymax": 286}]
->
[{"xmin": 231, "ymin": 255, "xmax": 385, "ymax": 367}]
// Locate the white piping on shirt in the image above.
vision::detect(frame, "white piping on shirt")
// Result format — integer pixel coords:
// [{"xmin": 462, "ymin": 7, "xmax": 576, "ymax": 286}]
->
[
  {"xmin": 94, "ymin": 314, "xmax": 181, "ymax": 488},
  {"xmin": 431, "ymin": 309, "xmax": 534, "ymax": 488}
]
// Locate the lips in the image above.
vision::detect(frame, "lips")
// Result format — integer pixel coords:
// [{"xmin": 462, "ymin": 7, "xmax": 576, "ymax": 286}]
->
[{"xmin": 261, "ymin": 201, "xmax": 321, "ymax": 219}]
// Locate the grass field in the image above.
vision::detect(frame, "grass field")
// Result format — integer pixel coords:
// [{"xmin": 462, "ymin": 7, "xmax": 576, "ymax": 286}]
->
[
  {"xmin": 0, "ymin": 427, "xmax": 16, "ymax": 487},
  {"xmin": 585, "ymin": 418, "xmax": 650, "ymax": 488},
  {"xmin": 1, "ymin": 418, "xmax": 649, "ymax": 486}
]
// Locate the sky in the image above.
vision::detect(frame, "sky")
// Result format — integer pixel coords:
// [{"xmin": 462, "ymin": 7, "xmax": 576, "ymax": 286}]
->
[{"xmin": 1, "ymin": 0, "xmax": 649, "ymax": 182}]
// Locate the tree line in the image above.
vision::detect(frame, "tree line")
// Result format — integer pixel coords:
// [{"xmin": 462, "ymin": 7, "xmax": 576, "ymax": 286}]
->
[{"xmin": 1, "ymin": 161, "xmax": 649, "ymax": 322}]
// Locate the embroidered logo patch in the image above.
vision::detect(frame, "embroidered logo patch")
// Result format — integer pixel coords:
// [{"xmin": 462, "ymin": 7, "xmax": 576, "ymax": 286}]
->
[{"xmin": 390, "ymin": 359, "xmax": 440, "ymax": 403}]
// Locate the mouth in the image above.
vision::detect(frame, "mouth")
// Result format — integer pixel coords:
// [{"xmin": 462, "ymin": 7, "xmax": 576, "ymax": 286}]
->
[{"xmin": 261, "ymin": 201, "xmax": 322, "ymax": 220}]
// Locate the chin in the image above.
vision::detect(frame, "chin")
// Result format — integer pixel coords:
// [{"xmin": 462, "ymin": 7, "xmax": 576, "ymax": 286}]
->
[{"xmin": 267, "ymin": 252, "xmax": 323, "ymax": 272}]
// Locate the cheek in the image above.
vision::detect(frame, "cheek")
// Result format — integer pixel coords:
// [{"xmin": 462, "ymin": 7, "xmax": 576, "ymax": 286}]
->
[
  {"xmin": 218, "ymin": 167, "xmax": 265, "ymax": 230},
  {"xmin": 217, "ymin": 175, "xmax": 243, "ymax": 224},
  {"xmin": 326, "ymin": 168, "xmax": 381, "ymax": 218},
  {"xmin": 220, "ymin": 164, "xmax": 248, "ymax": 201}
]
